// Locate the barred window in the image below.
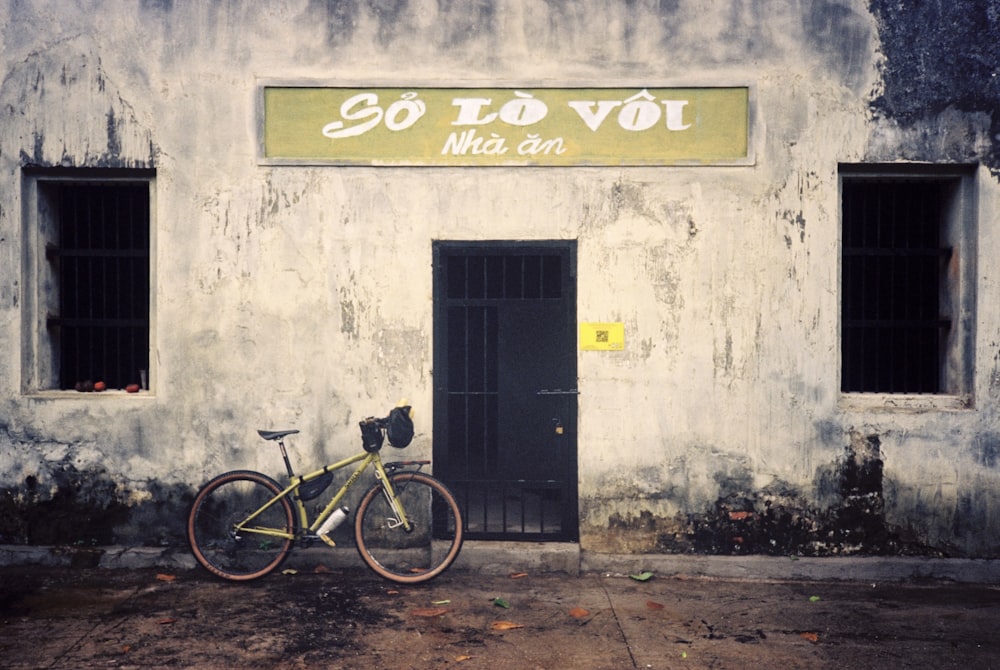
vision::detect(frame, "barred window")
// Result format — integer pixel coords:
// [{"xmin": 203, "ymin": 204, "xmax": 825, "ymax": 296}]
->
[
  {"xmin": 25, "ymin": 170, "xmax": 153, "ymax": 393},
  {"xmin": 840, "ymin": 165, "xmax": 974, "ymax": 398}
]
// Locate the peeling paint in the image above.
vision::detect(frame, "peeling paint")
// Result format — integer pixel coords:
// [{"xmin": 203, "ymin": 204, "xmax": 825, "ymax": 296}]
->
[
  {"xmin": 781, "ymin": 210, "xmax": 806, "ymax": 248},
  {"xmin": 2, "ymin": 43, "xmax": 156, "ymax": 169},
  {"xmin": 341, "ymin": 299, "xmax": 359, "ymax": 338}
]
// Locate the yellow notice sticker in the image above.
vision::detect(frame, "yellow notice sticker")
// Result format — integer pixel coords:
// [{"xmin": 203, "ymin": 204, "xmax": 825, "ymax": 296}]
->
[{"xmin": 580, "ymin": 323, "xmax": 625, "ymax": 351}]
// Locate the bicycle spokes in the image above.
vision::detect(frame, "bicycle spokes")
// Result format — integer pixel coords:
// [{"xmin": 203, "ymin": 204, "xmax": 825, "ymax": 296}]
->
[
  {"xmin": 187, "ymin": 471, "xmax": 296, "ymax": 581},
  {"xmin": 354, "ymin": 472, "xmax": 463, "ymax": 583},
  {"xmin": 189, "ymin": 409, "xmax": 463, "ymax": 584}
]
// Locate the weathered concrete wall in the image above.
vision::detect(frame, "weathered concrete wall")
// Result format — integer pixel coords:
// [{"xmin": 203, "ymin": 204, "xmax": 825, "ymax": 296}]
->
[{"xmin": 0, "ymin": 0, "xmax": 998, "ymax": 558}]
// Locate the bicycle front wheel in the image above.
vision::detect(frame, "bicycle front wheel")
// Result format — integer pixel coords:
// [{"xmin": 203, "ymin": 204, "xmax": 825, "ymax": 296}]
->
[
  {"xmin": 187, "ymin": 470, "xmax": 296, "ymax": 581},
  {"xmin": 355, "ymin": 471, "xmax": 463, "ymax": 584}
]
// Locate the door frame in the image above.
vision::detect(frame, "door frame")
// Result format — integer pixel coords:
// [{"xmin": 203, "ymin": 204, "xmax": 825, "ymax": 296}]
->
[{"xmin": 432, "ymin": 240, "xmax": 578, "ymax": 541}]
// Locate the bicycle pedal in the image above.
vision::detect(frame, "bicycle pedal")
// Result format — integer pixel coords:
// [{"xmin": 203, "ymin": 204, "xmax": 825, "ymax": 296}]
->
[{"xmin": 319, "ymin": 534, "xmax": 337, "ymax": 548}]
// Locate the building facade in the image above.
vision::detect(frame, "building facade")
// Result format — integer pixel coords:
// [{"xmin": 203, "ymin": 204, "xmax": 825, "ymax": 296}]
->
[{"xmin": 1, "ymin": 0, "xmax": 999, "ymax": 559}]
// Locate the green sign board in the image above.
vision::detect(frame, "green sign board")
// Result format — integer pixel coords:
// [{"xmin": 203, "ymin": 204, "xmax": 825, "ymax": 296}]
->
[{"xmin": 261, "ymin": 87, "xmax": 749, "ymax": 166}]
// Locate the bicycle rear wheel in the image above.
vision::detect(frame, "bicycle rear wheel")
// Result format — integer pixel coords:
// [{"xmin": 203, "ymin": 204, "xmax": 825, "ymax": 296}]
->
[
  {"xmin": 355, "ymin": 471, "xmax": 463, "ymax": 584},
  {"xmin": 187, "ymin": 470, "xmax": 296, "ymax": 581}
]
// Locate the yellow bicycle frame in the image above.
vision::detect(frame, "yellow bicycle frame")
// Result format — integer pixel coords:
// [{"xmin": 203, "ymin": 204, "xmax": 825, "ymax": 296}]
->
[{"xmin": 233, "ymin": 450, "xmax": 412, "ymax": 541}]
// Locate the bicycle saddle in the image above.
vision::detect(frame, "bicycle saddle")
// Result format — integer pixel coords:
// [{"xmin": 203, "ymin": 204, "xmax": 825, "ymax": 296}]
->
[{"xmin": 257, "ymin": 429, "xmax": 300, "ymax": 441}]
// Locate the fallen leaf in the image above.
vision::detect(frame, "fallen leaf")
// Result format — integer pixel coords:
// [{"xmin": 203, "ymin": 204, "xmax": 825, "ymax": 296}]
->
[
  {"xmin": 646, "ymin": 600, "xmax": 665, "ymax": 610},
  {"xmin": 122, "ymin": 645, "xmax": 131, "ymax": 654},
  {"xmin": 282, "ymin": 569, "xmax": 298, "ymax": 575},
  {"xmin": 386, "ymin": 590, "xmax": 400, "ymax": 595},
  {"xmin": 431, "ymin": 599, "xmax": 451, "ymax": 605},
  {"xmin": 157, "ymin": 618, "xmax": 176, "ymax": 625},
  {"xmin": 568, "ymin": 607, "xmax": 590, "ymax": 619},
  {"xmin": 155, "ymin": 573, "xmax": 176, "ymax": 582},
  {"xmin": 455, "ymin": 655, "xmax": 474, "ymax": 662},
  {"xmin": 800, "ymin": 632, "xmax": 819, "ymax": 643},
  {"xmin": 491, "ymin": 621, "xmax": 524, "ymax": 631},
  {"xmin": 314, "ymin": 564, "xmax": 332, "ymax": 573},
  {"xmin": 808, "ymin": 595, "xmax": 821, "ymax": 602},
  {"xmin": 411, "ymin": 608, "xmax": 449, "ymax": 618},
  {"xmin": 728, "ymin": 511, "xmax": 752, "ymax": 520},
  {"xmin": 493, "ymin": 597, "xmax": 510, "ymax": 608},
  {"xmin": 630, "ymin": 571, "xmax": 654, "ymax": 582},
  {"xmin": 509, "ymin": 572, "xmax": 528, "ymax": 579}
]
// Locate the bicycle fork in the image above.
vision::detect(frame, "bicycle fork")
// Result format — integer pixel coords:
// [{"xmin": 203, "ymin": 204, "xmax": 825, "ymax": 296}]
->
[{"xmin": 373, "ymin": 459, "xmax": 413, "ymax": 533}]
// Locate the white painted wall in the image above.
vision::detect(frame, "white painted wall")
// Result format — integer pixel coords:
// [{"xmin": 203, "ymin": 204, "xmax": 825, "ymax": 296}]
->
[{"xmin": 1, "ymin": 0, "xmax": 998, "ymax": 556}]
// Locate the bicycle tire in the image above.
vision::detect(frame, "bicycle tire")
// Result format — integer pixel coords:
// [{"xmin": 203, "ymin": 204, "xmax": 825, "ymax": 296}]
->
[
  {"xmin": 354, "ymin": 471, "xmax": 464, "ymax": 584},
  {"xmin": 187, "ymin": 470, "xmax": 296, "ymax": 581}
]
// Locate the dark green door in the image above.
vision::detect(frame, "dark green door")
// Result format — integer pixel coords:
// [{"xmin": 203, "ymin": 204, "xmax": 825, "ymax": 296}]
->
[{"xmin": 433, "ymin": 242, "xmax": 578, "ymax": 541}]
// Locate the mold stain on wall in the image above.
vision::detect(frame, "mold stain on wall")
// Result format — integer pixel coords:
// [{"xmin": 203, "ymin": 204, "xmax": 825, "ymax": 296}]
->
[
  {"xmin": 593, "ymin": 431, "xmax": 944, "ymax": 557},
  {"xmin": 868, "ymin": 0, "xmax": 1000, "ymax": 172},
  {"xmin": 0, "ymin": 468, "xmax": 190, "ymax": 549},
  {"xmin": 0, "ymin": 425, "xmax": 191, "ymax": 549}
]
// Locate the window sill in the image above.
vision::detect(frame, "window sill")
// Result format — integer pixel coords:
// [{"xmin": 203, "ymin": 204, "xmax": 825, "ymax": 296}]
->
[
  {"xmin": 839, "ymin": 393, "xmax": 972, "ymax": 412},
  {"xmin": 24, "ymin": 390, "xmax": 154, "ymax": 400}
]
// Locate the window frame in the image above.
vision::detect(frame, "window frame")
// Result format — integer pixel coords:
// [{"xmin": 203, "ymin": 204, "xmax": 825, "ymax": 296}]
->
[
  {"xmin": 21, "ymin": 168, "xmax": 156, "ymax": 396},
  {"xmin": 838, "ymin": 163, "xmax": 977, "ymax": 411}
]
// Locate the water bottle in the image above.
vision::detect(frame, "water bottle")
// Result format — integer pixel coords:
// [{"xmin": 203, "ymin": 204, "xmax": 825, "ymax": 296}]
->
[{"xmin": 316, "ymin": 506, "xmax": 349, "ymax": 547}]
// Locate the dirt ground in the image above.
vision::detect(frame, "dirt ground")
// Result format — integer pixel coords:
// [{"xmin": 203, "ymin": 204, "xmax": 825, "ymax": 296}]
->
[{"xmin": 1, "ymin": 562, "xmax": 998, "ymax": 669}]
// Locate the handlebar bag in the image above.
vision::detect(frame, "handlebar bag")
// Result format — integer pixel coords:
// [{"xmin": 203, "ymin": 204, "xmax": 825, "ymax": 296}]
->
[{"xmin": 387, "ymin": 406, "xmax": 414, "ymax": 448}]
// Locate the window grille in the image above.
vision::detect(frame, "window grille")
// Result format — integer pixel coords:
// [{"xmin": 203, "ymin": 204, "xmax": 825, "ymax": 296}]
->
[
  {"xmin": 43, "ymin": 182, "xmax": 150, "ymax": 390},
  {"xmin": 841, "ymin": 179, "xmax": 951, "ymax": 393}
]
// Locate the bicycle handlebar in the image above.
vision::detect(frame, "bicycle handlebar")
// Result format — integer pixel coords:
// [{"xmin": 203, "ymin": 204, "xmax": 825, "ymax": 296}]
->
[{"xmin": 359, "ymin": 405, "xmax": 414, "ymax": 452}]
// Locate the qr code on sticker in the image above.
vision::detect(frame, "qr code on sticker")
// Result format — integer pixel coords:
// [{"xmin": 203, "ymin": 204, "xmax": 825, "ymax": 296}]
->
[{"xmin": 596, "ymin": 330, "xmax": 609, "ymax": 343}]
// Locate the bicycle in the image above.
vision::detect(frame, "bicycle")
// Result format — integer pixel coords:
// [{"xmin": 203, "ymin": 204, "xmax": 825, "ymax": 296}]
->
[{"xmin": 187, "ymin": 405, "xmax": 464, "ymax": 584}]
